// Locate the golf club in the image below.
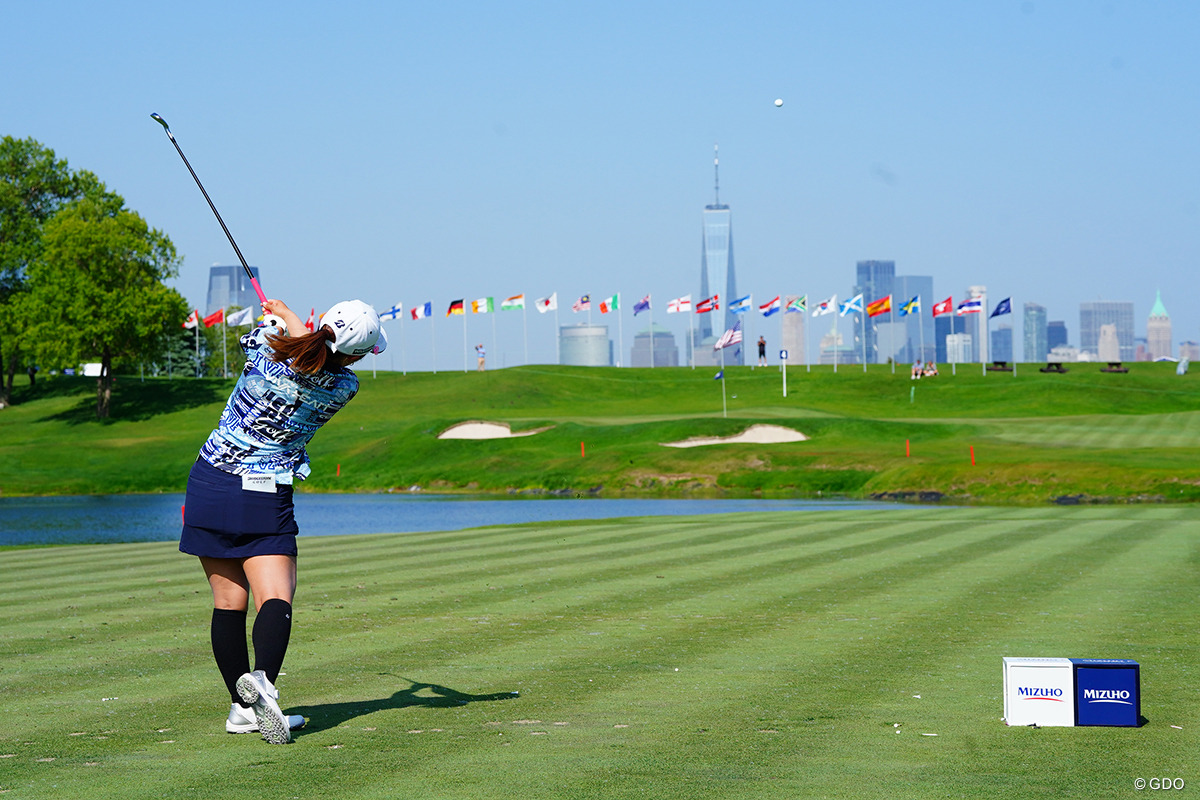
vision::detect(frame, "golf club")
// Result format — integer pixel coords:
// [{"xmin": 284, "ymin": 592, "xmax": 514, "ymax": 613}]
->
[{"xmin": 150, "ymin": 113, "xmax": 267, "ymax": 304}]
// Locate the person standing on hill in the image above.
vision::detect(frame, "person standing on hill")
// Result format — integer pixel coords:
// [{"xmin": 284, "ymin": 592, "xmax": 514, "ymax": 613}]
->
[
  {"xmin": 757, "ymin": 335, "xmax": 767, "ymax": 367},
  {"xmin": 179, "ymin": 297, "xmax": 386, "ymax": 743},
  {"xmin": 476, "ymin": 343, "xmax": 486, "ymax": 371}
]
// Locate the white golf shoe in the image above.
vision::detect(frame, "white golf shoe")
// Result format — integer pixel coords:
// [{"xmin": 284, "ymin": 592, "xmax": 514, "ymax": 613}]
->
[
  {"xmin": 226, "ymin": 702, "xmax": 306, "ymax": 735},
  {"xmin": 235, "ymin": 670, "xmax": 292, "ymax": 744}
]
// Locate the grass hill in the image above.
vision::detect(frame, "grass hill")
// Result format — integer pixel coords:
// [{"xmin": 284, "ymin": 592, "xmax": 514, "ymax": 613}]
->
[{"xmin": 2, "ymin": 362, "xmax": 1199, "ymax": 504}]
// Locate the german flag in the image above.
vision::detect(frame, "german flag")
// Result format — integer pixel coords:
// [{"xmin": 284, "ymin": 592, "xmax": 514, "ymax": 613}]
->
[{"xmin": 446, "ymin": 299, "xmax": 465, "ymax": 317}]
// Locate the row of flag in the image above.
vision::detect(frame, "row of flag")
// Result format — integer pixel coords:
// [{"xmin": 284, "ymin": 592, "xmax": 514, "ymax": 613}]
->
[
  {"xmin": 807, "ymin": 292, "xmax": 1012, "ymax": 320},
  {"xmin": 183, "ymin": 291, "xmax": 1014, "ymax": 332},
  {"xmin": 182, "ymin": 306, "xmax": 318, "ymax": 330}
]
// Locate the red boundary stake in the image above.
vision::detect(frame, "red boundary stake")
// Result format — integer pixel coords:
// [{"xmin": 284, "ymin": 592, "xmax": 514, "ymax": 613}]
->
[
  {"xmin": 581, "ymin": 441, "xmax": 586, "ymax": 458},
  {"xmin": 337, "ymin": 463, "xmax": 341, "ymax": 476},
  {"xmin": 970, "ymin": 446, "xmax": 976, "ymax": 466},
  {"xmin": 906, "ymin": 439, "xmax": 910, "ymax": 458}
]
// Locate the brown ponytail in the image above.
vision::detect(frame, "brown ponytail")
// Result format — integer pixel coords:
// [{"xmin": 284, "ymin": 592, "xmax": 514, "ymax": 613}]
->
[{"xmin": 267, "ymin": 326, "xmax": 355, "ymax": 374}]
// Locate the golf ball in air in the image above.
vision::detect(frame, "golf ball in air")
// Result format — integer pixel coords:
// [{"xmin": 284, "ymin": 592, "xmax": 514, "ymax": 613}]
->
[{"xmin": 774, "ymin": 98, "xmax": 783, "ymax": 107}]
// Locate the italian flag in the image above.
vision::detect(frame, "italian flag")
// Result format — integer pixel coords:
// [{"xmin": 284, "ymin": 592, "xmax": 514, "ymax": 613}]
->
[{"xmin": 599, "ymin": 294, "xmax": 619, "ymax": 314}]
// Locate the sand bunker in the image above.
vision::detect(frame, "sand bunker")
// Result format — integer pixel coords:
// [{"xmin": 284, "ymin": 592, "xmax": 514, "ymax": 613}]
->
[
  {"xmin": 438, "ymin": 421, "xmax": 554, "ymax": 440},
  {"xmin": 661, "ymin": 424, "xmax": 808, "ymax": 448}
]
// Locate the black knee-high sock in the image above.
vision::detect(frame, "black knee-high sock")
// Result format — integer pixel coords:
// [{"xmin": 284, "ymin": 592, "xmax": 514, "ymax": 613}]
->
[
  {"xmin": 211, "ymin": 608, "xmax": 250, "ymax": 706},
  {"xmin": 252, "ymin": 599, "xmax": 292, "ymax": 684}
]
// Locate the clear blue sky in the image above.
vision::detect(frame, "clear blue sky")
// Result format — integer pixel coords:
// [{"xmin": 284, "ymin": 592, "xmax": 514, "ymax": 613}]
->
[{"xmin": 6, "ymin": 1, "xmax": 1198, "ymax": 371}]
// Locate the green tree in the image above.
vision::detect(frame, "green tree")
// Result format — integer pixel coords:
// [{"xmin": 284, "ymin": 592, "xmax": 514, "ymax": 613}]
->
[
  {"xmin": 21, "ymin": 193, "xmax": 188, "ymax": 418},
  {"xmin": 0, "ymin": 137, "xmax": 90, "ymax": 406}
]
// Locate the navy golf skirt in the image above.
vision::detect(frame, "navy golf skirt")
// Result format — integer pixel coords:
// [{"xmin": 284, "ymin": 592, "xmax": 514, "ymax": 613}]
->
[{"xmin": 180, "ymin": 458, "xmax": 299, "ymax": 559}]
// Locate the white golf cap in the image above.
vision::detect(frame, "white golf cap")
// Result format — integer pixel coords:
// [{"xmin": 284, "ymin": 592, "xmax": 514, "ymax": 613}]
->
[{"xmin": 320, "ymin": 300, "xmax": 388, "ymax": 356}]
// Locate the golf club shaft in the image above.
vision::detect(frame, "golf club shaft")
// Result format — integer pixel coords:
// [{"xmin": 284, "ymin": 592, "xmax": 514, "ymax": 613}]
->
[{"xmin": 151, "ymin": 114, "xmax": 267, "ymax": 304}]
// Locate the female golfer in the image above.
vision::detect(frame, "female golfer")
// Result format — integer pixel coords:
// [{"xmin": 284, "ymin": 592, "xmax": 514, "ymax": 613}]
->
[{"xmin": 180, "ymin": 297, "xmax": 386, "ymax": 744}]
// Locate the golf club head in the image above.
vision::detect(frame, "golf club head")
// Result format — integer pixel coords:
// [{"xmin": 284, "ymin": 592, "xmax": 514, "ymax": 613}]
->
[{"xmin": 150, "ymin": 113, "xmax": 170, "ymax": 132}]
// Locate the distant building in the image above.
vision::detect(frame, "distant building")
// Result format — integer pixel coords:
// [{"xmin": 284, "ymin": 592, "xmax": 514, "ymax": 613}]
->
[
  {"xmin": 699, "ymin": 146, "xmax": 739, "ymax": 363},
  {"xmin": 1080, "ymin": 301, "xmax": 1134, "ymax": 361},
  {"xmin": 1097, "ymin": 324, "xmax": 1121, "ymax": 362},
  {"xmin": 1023, "ymin": 302, "xmax": 1048, "ymax": 362},
  {"xmin": 966, "ymin": 286, "xmax": 987, "ymax": 363},
  {"xmin": 1180, "ymin": 341, "xmax": 1200, "ymax": 362},
  {"xmin": 855, "ymin": 260, "xmax": 895, "ymax": 363},
  {"xmin": 818, "ymin": 328, "xmax": 857, "ymax": 365},
  {"xmin": 893, "ymin": 275, "xmax": 934, "ymax": 362},
  {"xmin": 560, "ymin": 324, "xmax": 610, "ymax": 366},
  {"xmin": 781, "ymin": 295, "xmax": 807, "ymax": 365},
  {"xmin": 630, "ymin": 324, "xmax": 679, "ymax": 367},
  {"xmin": 206, "ymin": 264, "xmax": 261, "ymax": 316},
  {"xmin": 991, "ymin": 325, "xmax": 1013, "ymax": 363},
  {"xmin": 934, "ymin": 314, "xmax": 968, "ymax": 363},
  {"xmin": 1147, "ymin": 290, "xmax": 1172, "ymax": 361},
  {"xmin": 946, "ymin": 333, "xmax": 973, "ymax": 364},
  {"xmin": 1047, "ymin": 320, "xmax": 1069, "ymax": 351},
  {"xmin": 1049, "ymin": 345, "xmax": 1079, "ymax": 362}
]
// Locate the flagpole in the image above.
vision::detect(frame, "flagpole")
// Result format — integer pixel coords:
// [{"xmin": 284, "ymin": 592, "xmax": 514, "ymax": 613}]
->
[
  {"xmin": 890, "ymin": 302, "xmax": 896, "ymax": 374},
  {"xmin": 1012, "ymin": 295, "xmax": 1017, "ymax": 378},
  {"xmin": 983, "ymin": 310, "xmax": 988, "ymax": 376},
  {"xmin": 555, "ymin": 304, "xmax": 561, "ymax": 364},
  {"xmin": 721, "ymin": 347, "xmax": 727, "ymax": 418},
  {"xmin": 462, "ymin": 308, "xmax": 468, "ymax": 373},
  {"xmin": 918, "ymin": 298, "xmax": 925, "ymax": 368},
  {"xmin": 861, "ymin": 310, "xmax": 867, "ymax": 373},
  {"xmin": 522, "ymin": 301, "xmax": 528, "ymax": 365},
  {"xmin": 835, "ymin": 311, "xmax": 844, "ymax": 376},
  {"xmin": 617, "ymin": 292, "xmax": 623, "ymax": 368},
  {"xmin": 431, "ymin": 312, "xmax": 437, "ymax": 375},
  {"xmin": 691, "ymin": 312, "xmax": 696, "ymax": 370},
  {"xmin": 400, "ymin": 314, "xmax": 406, "ymax": 375},
  {"xmin": 221, "ymin": 306, "xmax": 228, "ymax": 379},
  {"xmin": 194, "ymin": 320, "xmax": 200, "ymax": 378},
  {"xmin": 649, "ymin": 301, "xmax": 655, "ymax": 368},
  {"xmin": 491, "ymin": 304, "xmax": 497, "ymax": 369}
]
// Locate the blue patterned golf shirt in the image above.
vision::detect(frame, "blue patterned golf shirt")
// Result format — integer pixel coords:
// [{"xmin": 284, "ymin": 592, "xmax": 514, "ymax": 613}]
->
[{"xmin": 198, "ymin": 324, "xmax": 359, "ymax": 483}]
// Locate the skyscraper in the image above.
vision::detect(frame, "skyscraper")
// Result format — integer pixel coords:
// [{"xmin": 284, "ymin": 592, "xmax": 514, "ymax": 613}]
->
[
  {"xmin": 206, "ymin": 264, "xmax": 261, "ymax": 316},
  {"xmin": 1048, "ymin": 321, "xmax": 1069, "ymax": 351},
  {"xmin": 1080, "ymin": 301, "xmax": 1134, "ymax": 361},
  {"xmin": 893, "ymin": 274, "xmax": 933, "ymax": 362},
  {"xmin": 1023, "ymin": 302, "xmax": 1048, "ymax": 362},
  {"xmin": 1146, "ymin": 290, "xmax": 1172, "ymax": 361},
  {"xmin": 698, "ymin": 145, "xmax": 738, "ymax": 365},
  {"xmin": 855, "ymin": 260, "xmax": 894, "ymax": 363}
]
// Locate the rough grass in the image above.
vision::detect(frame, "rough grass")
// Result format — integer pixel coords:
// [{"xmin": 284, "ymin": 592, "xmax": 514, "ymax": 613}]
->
[
  {"xmin": 2, "ymin": 362, "xmax": 1199, "ymax": 503},
  {"xmin": 0, "ymin": 506, "xmax": 1195, "ymax": 799}
]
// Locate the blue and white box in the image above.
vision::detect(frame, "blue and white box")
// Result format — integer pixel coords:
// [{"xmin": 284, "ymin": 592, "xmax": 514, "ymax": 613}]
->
[{"xmin": 1072, "ymin": 659, "xmax": 1140, "ymax": 727}]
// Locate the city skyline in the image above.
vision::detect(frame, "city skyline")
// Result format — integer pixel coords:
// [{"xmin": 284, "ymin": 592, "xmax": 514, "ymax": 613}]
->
[{"xmin": 5, "ymin": 3, "xmax": 1197, "ymax": 374}]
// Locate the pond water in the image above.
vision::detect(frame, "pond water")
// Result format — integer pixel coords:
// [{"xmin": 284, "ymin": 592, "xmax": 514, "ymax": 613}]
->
[{"xmin": 0, "ymin": 493, "xmax": 887, "ymax": 547}]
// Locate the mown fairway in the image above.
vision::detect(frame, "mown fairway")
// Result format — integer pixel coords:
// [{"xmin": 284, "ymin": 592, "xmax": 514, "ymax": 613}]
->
[
  {"xmin": 1, "ymin": 362, "xmax": 1199, "ymax": 503},
  {"xmin": 1, "ymin": 506, "xmax": 1195, "ymax": 799}
]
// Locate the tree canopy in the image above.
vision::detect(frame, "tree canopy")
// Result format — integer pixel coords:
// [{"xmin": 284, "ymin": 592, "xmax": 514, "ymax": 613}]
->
[
  {"xmin": 20, "ymin": 194, "xmax": 187, "ymax": 418},
  {"xmin": 0, "ymin": 136, "xmax": 91, "ymax": 405}
]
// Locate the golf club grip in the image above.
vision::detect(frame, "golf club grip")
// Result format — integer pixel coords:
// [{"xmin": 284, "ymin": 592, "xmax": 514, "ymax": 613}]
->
[{"xmin": 249, "ymin": 276, "xmax": 268, "ymax": 304}]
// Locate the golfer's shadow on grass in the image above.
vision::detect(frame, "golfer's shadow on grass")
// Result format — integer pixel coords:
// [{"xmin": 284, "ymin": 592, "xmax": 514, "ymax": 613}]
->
[{"xmin": 288, "ymin": 677, "xmax": 518, "ymax": 735}]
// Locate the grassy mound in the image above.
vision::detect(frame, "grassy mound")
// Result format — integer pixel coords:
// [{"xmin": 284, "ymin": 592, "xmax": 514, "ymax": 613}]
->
[{"xmin": 2, "ymin": 362, "xmax": 1199, "ymax": 503}]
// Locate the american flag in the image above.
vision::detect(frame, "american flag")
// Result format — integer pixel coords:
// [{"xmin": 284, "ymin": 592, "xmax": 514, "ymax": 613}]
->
[{"xmin": 714, "ymin": 320, "xmax": 743, "ymax": 351}]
